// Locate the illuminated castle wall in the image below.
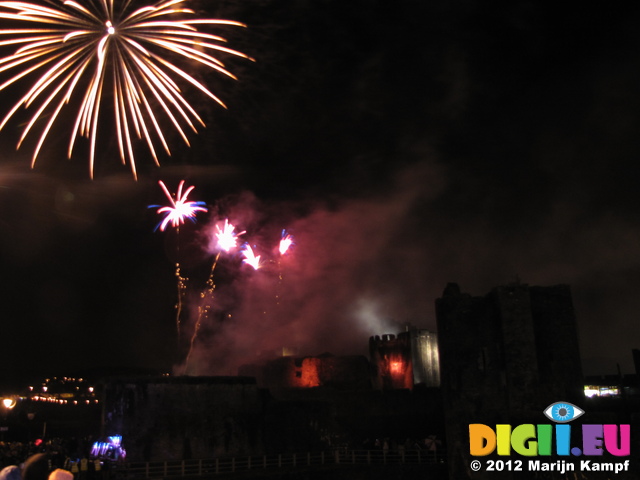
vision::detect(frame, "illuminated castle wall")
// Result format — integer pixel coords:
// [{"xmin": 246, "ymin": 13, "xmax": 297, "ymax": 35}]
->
[
  {"xmin": 252, "ymin": 354, "xmax": 372, "ymax": 390},
  {"xmin": 410, "ymin": 329, "xmax": 440, "ymax": 387},
  {"xmin": 369, "ymin": 334, "xmax": 413, "ymax": 390},
  {"xmin": 369, "ymin": 328, "xmax": 441, "ymax": 390},
  {"xmin": 240, "ymin": 328, "xmax": 440, "ymax": 391}
]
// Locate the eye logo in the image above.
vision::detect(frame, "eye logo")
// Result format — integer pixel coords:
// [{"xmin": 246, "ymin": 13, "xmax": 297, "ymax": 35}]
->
[{"xmin": 543, "ymin": 402, "xmax": 584, "ymax": 423}]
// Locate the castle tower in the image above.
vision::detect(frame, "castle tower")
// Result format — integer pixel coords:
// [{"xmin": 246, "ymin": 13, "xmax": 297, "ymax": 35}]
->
[
  {"xmin": 436, "ymin": 283, "xmax": 584, "ymax": 480},
  {"xmin": 369, "ymin": 334, "xmax": 413, "ymax": 390},
  {"xmin": 369, "ymin": 328, "xmax": 440, "ymax": 390}
]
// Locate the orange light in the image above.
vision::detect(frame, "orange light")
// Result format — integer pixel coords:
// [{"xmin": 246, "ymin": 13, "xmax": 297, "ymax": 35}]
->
[{"xmin": 390, "ymin": 361, "xmax": 403, "ymax": 374}]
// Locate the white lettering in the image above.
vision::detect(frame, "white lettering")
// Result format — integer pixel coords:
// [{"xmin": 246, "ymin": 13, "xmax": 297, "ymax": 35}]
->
[
  {"xmin": 528, "ymin": 460, "xmax": 573, "ymax": 474},
  {"xmin": 580, "ymin": 460, "xmax": 630, "ymax": 473}
]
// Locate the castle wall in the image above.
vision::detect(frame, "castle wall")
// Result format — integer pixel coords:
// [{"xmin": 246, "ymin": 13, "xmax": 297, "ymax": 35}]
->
[
  {"xmin": 102, "ymin": 377, "xmax": 264, "ymax": 461},
  {"xmin": 435, "ymin": 283, "xmax": 508, "ymax": 480},
  {"xmin": 410, "ymin": 329, "xmax": 441, "ymax": 387},
  {"xmin": 491, "ymin": 285, "xmax": 540, "ymax": 415},
  {"xmin": 249, "ymin": 355, "xmax": 371, "ymax": 390}
]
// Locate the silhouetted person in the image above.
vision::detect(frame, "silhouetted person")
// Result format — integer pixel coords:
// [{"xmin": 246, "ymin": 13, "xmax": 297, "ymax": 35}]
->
[
  {"xmin": 0, "ymin": 465, "xmax": 22, "ymax": 480},
  {"xmin": 48, "ymin": 469, "xmax": 73, "ymax": 480},
  {"xmin": 22, "ymin": 454, "xmax": 49, "ymax": 480}
]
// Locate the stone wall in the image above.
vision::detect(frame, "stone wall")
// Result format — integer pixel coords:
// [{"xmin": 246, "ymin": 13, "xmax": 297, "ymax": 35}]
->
[{"xmin": 102, "ymin": 376, "xmax": 264, "ymax": 461}]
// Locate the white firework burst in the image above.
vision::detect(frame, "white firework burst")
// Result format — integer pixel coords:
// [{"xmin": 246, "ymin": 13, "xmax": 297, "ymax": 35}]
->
[{"xmin": 0, "ymin": 0, "xmax": 253, "ymax": 178}]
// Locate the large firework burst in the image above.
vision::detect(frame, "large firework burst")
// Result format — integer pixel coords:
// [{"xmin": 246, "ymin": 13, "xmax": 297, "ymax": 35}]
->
[{"xmin": 0, "ymin": 0, "xmax": 252, "ymax": 178}]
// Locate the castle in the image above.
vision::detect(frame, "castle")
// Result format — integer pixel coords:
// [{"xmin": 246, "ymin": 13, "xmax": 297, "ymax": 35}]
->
[{"xmin": 102, "ymin": 282, "xmax": 604, "ymax": 480}]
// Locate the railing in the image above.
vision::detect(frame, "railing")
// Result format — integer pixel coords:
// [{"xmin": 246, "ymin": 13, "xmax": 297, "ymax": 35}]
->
[{"xmin": 119, "ymin": 449, "xmax": 445, "ymax": 478}]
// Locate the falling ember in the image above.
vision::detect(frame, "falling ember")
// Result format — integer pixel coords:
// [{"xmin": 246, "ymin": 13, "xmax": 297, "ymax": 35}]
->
[
  {"xmin": 0, "ymin": 0, "xmax": 253, "ymax": 178},
  {"xmin": 152, "ymin": 180, "xmax": 208, "ymax": 231},
  {"xmin": 279, "ymin": 230, "xmax": 294, "ymax": 255},
  {"xmin": 242, "ymin": 244, "xmax": 261, "ymax": 270}
]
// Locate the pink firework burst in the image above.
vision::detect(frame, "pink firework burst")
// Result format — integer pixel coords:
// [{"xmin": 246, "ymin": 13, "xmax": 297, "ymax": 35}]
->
[
  {"xmin": 214, "ymin": 218, "xmax": 245, "ymax": 252},
  {"xmin": 241, "ymin": 244, "xmax": 261, "ymax": 270},
  {"xmin": 279, "ymin": 230, "xmax": 294, "ymax": 255}
]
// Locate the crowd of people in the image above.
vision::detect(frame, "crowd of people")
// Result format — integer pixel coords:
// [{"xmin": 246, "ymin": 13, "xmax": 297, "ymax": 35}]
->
[
  {"xmin": 0, "ymin": 440, "xmax": 111, "ymax": 480},
  {"xmin": 1, "ymin": 454, "xmax": 74, "ymax": 480}
]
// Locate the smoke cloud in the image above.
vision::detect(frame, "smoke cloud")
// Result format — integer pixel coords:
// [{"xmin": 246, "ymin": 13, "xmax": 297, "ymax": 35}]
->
[
  {"xmin": 175, "ymin": 160, "xmax": 446, "ymax": 375},
  {"xmin": 174, "ymin": 151, "xmax": 640, "ymax": 377}
]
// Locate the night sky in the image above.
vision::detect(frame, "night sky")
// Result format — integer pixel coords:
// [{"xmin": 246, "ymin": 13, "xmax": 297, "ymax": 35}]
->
[{"xmin": 0, "ymin": 0, "xmax": 639, "ymax": 387}]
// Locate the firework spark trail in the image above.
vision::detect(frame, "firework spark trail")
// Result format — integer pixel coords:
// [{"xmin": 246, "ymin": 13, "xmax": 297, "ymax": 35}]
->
[
  {"xmin": 0, "ymin": 0, "xmax": 253, "ymax": 178},
  {"xmin": 197, "ymin": 218, "xmax": 246, "ymax": 311},
  {"xmin": 184, "ymin": 218, "xmax": 244, "ymax": 373},
  {"xmin": 150, "ymin": 179, "xmax": 207, "ymax": 340},
  {"xmin": 275, "ymin": 229, "xmax": 293, "ymax": 306}
]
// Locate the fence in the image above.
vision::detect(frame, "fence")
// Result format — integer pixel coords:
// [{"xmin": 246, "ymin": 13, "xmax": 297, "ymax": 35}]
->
[{"xmin": 119, "ymin": 449, "xmax": 445, "ymax": 478}]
